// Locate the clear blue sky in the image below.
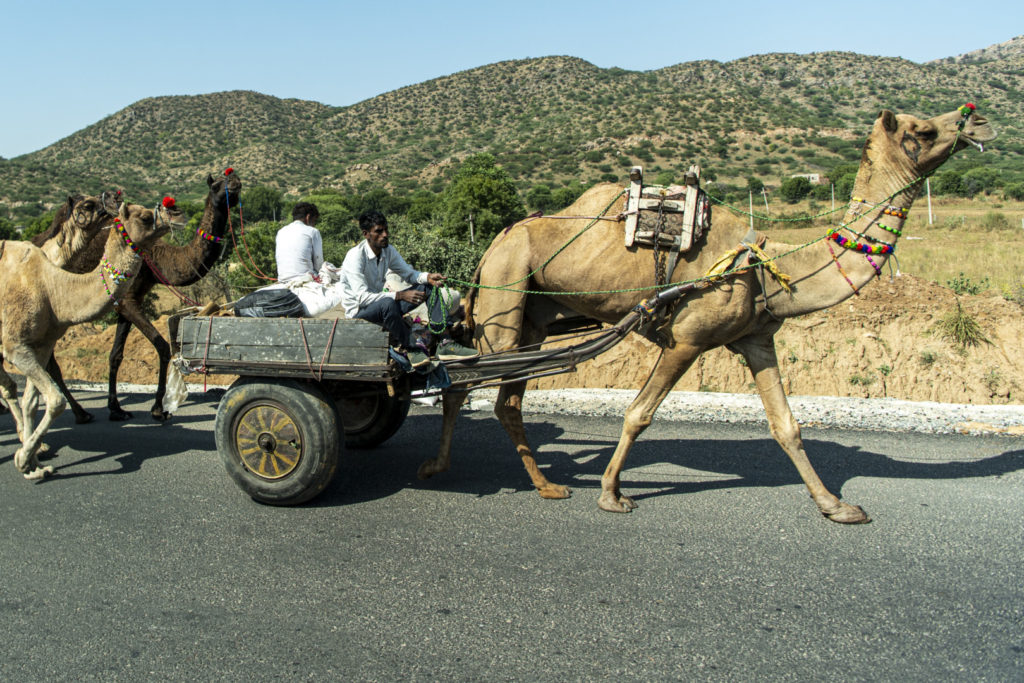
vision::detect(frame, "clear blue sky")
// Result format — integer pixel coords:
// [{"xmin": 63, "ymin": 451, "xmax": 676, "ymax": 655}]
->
[{"xmin": 1, "ymin": 0, "xmax": 1019, "ymax": 159}]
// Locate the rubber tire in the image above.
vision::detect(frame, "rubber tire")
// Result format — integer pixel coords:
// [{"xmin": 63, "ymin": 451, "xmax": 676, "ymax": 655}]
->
[
  {"xmin": 215, "ymin": 377, "xmax": 340, "ymax": 506},
  {"xmin": 337, "ymin": 381, "xmax": 412, "ymax": 449}
]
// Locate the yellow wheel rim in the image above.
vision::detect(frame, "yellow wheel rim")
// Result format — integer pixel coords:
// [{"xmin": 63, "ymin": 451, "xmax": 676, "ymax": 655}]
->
[{"xmin": 234, "ymin": 403, "xmax": 302, "ymax": 480}]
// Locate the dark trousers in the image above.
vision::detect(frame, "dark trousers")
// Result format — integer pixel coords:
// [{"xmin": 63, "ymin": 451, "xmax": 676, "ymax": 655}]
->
[{"xmin": 354, "ymin": 284, "xmax": 447, "ymax": 348}]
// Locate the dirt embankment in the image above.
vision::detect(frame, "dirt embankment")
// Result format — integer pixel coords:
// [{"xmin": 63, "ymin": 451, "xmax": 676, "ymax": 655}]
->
[{"xmin": 48, "ymin": 274, "xmax": 1024, "ymax": 405}]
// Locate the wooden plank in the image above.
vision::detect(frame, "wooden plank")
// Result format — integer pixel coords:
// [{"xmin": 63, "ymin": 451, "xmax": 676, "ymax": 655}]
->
[
  {"xmin": 624, "ymin": 166, "xmax": 643, "ymax": 247},
  {"xmin": 636, "ymin": 198, "xmax": 686, "ymax": 213},
  {"xmin": 178, "ymin": 316, "xmax": 391, "ymax": 369},
  {"xmin": 679, "ymin": 165, "xmax": 702, "ymax": 252}
]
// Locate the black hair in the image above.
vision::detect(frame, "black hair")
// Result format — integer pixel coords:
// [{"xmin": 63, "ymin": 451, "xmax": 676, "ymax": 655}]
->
[
  {"xmin": 359, "ymin": 210, "xmax": 388, "ymax": 233},
  {"xmin": 292, "ymin": 202, "xmax": 320, "ymax": 221}
]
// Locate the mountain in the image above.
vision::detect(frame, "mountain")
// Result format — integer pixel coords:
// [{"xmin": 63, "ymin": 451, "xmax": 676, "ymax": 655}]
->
[{"xmin": 1, "ymin": 38, "xmax": 1022, "ymax": 216}]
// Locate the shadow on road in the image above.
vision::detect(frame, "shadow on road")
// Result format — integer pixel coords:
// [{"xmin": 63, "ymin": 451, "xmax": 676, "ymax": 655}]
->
[
  {"xmin": 2, "ymin": 395, "xmax": 1022, "ymax": 508},
  {"xmin": 313, "ymin": 412, "xmax": 1024, "ymax": 509}
]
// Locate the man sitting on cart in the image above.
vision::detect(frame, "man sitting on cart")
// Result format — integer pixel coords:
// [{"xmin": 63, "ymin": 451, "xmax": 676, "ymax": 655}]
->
[{"xmin": 339, "ymin": 210, "xmax": 478, "ymax": 369}]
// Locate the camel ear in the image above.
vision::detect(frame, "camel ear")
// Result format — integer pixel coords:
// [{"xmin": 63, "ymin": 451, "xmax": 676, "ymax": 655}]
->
[
  {"xmin": 878, "ymin": 110, "xmax": 898, "ymax": 133},
  {"xmin": 118, "ymin": 201, "xmax": 129, "ymax": 221},
  {"xmin": 65, "ymin": 195, "xmax": 76, "ymax": 214},
  {"xmin": 207, "ymin": 174, "xmax": 215, "ymax": 188}
]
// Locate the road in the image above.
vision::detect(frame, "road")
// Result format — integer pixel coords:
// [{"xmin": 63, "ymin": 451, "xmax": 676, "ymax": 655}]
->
[{"xmin": 1, "ymin": 387, "xmax": 1022, "ymax": 681}]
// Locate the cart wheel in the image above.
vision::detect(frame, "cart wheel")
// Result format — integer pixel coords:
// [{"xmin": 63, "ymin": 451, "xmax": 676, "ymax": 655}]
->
[
  {"xmin": 336, "ymin": 380, "xmax": 411, "ymax": 449},
  {"xmin": 215, "ymin": 378, "xmax": 340, "ymax": 505}
]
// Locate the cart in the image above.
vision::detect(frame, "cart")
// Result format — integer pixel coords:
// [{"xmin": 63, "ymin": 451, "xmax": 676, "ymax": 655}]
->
[{"xmin": 173, "ymin": 299, "xmax": 667, "ymax": 505}]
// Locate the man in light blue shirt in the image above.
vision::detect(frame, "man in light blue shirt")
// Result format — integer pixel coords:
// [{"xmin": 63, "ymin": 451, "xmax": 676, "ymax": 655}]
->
[{"xmin": 340, "ymin": 210, "xmax": 477, "ymax": 367}]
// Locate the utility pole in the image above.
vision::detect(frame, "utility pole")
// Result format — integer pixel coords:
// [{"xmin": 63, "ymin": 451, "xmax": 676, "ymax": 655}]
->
[
  {"xmin": 761, "ymin": 186, "xmax": 770, "ymax": 214},
  {"xmin": 749, "ymin": 190, "xmax": 754, "ymax": 230},
  {"xmin": 926, "ymin": 178, "xmax": 934, "ymax": 225},
  {"xmin": 468, "ymin": 213, "xmax": 475, "ymax": 245}
]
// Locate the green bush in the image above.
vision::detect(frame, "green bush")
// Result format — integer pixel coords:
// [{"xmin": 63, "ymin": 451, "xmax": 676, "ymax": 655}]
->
[{"xmin": 946, "ymin": 272, "xmax": 990, "ymax": 295}]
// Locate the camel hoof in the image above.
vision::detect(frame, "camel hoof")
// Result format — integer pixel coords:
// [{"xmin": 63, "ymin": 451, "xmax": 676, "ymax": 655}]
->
[
  {"xmin": 417, "ymin": 459, "xmax": 445, "ymax": 480},
  {"xmin": 23, "ymin": 465, "xmax": 54, "ymax": 481},
  {"xmin": 823, "ymin": 503, "xmax": 871, "ymax": 524},
  {"xmin": 151, "ymin": 410, "xmax": 171, "ymax": 422},
  {"xmin": 597, "ymin": 491, "xmax": 637, "ymax": 513},
  {"xmin": 537, "ymin": 484, "xmax": 571, "ymax": 499},
  {"xmin": 108, "ymin": 409, "xmax": 133, "ymax": 422},
  {"xmin": 74, "ymin": 411, "xmax": 95, "ymax": 424}
]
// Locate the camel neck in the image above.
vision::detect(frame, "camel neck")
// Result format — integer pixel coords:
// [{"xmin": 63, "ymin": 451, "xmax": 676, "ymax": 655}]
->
[{"xmin": 49, "ymin": 229, "xmax": 145, "ymax": 326}]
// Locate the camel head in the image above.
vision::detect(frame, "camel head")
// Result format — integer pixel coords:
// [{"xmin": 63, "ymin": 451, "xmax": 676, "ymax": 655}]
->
[
  {"xmin": 862, "ymin": 105, "xmax": 997, "ymax": 182},
  {"xmin": 207, "ymin": 167, "xmax": 243, "ymax": 210},
  {"xmin": 113, "ymin": 200, "xmax": 180, "ymax": 253},
  {"xmin": 65, "ymin": 193, "xmax": 117, "ymax": 236}
]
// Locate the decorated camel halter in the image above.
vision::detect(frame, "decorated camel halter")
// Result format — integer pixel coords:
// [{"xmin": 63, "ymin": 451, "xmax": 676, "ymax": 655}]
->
[
  {"xmin": 814, "ymin": 101, "xmax": 979, "ymax": 294},
  {"xmin": 100, "ymin": 196, "xmax": 175, "ymax": 302}
]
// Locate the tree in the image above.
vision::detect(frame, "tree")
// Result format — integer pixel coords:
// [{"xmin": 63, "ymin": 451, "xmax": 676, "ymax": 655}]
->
[
  {"xmin": 0, "ymin": 216, "xmax": 16, "ymax": 240},
  {"xmin": 778, "ymin": 176, "xmax": 812, "ymax": 204},
  {"xmin": 551, "ymin": 181, "xmax": 588, "ymax": 211},
  {"xmin": 525, "ymin": 184, "xmax": 555, "ymax": 212},
  {"xmin": 241, "ymin": 186, "xmax": 284, "ymax": 223},
  {"xmin": 934, "ymin": 170, "xmax": 965, "ymax": 196},
  {"xmin": 1003, "ymin": 183, "xmax": 1024, "ymax": 201},
  {"xmin": 746, "ymin": 176, "xmax": 764, "ymax": 194},
  {"xmin": 440, "ymin": 154, "xmax": 525, "ymax": 241},
  {"xmin": 961, "ymin": 167, "xmax": 1000, "ymax": 197},
  {"xmin": 406, "ymin": 190, "xmax": 440, "ymax": 223}
]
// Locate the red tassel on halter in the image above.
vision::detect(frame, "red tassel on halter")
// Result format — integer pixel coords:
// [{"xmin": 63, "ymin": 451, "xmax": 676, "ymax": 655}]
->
[
  {"xmin": 162, "ymin": 196, "xmax": 176, "ymax": 208},
  {"xmin": 224, "ymin": 167, "xmax": 234, "ymax": 176}
]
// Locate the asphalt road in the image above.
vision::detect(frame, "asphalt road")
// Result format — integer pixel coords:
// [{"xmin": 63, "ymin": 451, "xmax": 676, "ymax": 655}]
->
[{"xmin": 1, "ymin": 388, "xmax": 1022, "ymax": 681}]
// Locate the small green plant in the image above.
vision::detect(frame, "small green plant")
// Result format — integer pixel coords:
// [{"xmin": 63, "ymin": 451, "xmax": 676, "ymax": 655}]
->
[
  {"xmin": 1002, "ymin": 280, "xmax": 1024, "ymax": 306},
  {"xmin": 920, "ymin": 349, "xmax": 938, "ymax": 365},
  {"xmin": 935, "ymin": 301, "xmax": 989, "ymax": 349},
  {"xmin": 982, "ymin": 368, "xmax": 1002, "ymax": 394},
  {"xmin": 946, "ymin": 272, "xmax": 990, "ymax": 296},
  {"xmin": 878, "ymin": 364, "xmax": 892, "ymax": 376},
  {"xmin": 848, "ymin": 373, "xmax": 876, "ymax": 386}
]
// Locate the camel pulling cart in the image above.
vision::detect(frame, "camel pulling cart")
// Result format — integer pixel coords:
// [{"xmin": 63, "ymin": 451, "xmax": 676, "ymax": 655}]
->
[
  {"xmin": 172, "ymin": 296, "xmax": 673, "ymax": 505},
  {"xmin": 173, "ymin": 166, "xmax": 710, "ymax": 505}
]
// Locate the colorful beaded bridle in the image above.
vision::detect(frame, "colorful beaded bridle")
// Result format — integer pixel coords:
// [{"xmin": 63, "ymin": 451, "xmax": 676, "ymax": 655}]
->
[
  {"xmin": 99, "ymin": 197, "xmax": 176, "ymax": 301},
  {"xmin": 823, "ymin": 103, "xmax": 978, "ymax": 294}
]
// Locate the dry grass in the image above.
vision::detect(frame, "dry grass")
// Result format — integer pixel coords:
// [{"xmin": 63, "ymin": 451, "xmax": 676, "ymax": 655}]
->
[{"xmin": 757, "ymin": 195, "xmax": 1024, "ymax": 294}]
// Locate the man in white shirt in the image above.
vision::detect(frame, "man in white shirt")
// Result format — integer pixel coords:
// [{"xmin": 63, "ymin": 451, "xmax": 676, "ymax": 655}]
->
[
  {"xmin": 340, "ymin": 210, "xmax": 477, "ymax": 367},
  {"xmin": 275, "ymin": 202, "xmax": 323, "ymax": 282}
]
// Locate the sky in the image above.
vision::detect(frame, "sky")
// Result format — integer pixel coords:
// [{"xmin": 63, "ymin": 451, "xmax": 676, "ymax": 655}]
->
[{"xmin": 1, "ymin": 0, "xmax": 1020, "ymax": 159}]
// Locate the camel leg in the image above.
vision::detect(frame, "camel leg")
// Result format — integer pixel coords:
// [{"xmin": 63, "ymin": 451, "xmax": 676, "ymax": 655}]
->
[
  {"xmin": 111, "ymin": 301, "xmax": 172, "ymax": 422},
  {"xmin": 7, "ymin": 350, "xmax": 61, "ymax": 480},
  {"xmin": 599, "ymin": 343, "xmax": 703, "ymax": 513},
  {"xmin": 496, "ymin": 380, "xmax": 570, "ymax": 498},
  {"xmin": 46, "ymin": 354, "xmax": 94, "ymax": 424},
  {"xmin": 417, "ymin": 389, "xmax": 468, "ymax": 480},
  {"xmin": 106, "ymin": 313, "xmax": 135, "ymax": 421},
  {"xmin": 0, "ymin": 367, "xmax": 26, "ymax": 442},
  {"xmin": 16, "ymin": 378, "xmax": 53, "ymax": 457},
  {"xmin": 733, "ymin": 335, "xmax": 869, "ymax": 524}
]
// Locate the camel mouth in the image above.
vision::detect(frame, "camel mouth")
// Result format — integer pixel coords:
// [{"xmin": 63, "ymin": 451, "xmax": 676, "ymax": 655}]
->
[{"xmin": 155, "ymin": 205, "xmax": 189, "ymax": 234}]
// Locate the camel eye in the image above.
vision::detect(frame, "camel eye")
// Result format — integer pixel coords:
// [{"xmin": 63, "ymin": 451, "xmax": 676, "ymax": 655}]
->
[{"xmin": 916, "ymin": 126, "xmax": 938, "ymax": 140}]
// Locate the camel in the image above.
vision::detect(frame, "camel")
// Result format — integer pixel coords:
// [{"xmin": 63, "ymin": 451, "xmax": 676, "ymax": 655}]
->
[
  {"xmin": 23, "ymin": 193, "xmax": 123, "ymax": 423},
  {"xmin": 0, "ymin": 200, "xmax": 178, "ymax": 480},
  {"xmin": 420, "ymin": 106, "xmax": 996, "ymax": 523},
  {"xmin": 60, "ymin": 169, "xmax": 242, "ymax": 421},
  {"xmin": 0, "ymin": 195, "xmax": 117, "ymax": 419}
]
